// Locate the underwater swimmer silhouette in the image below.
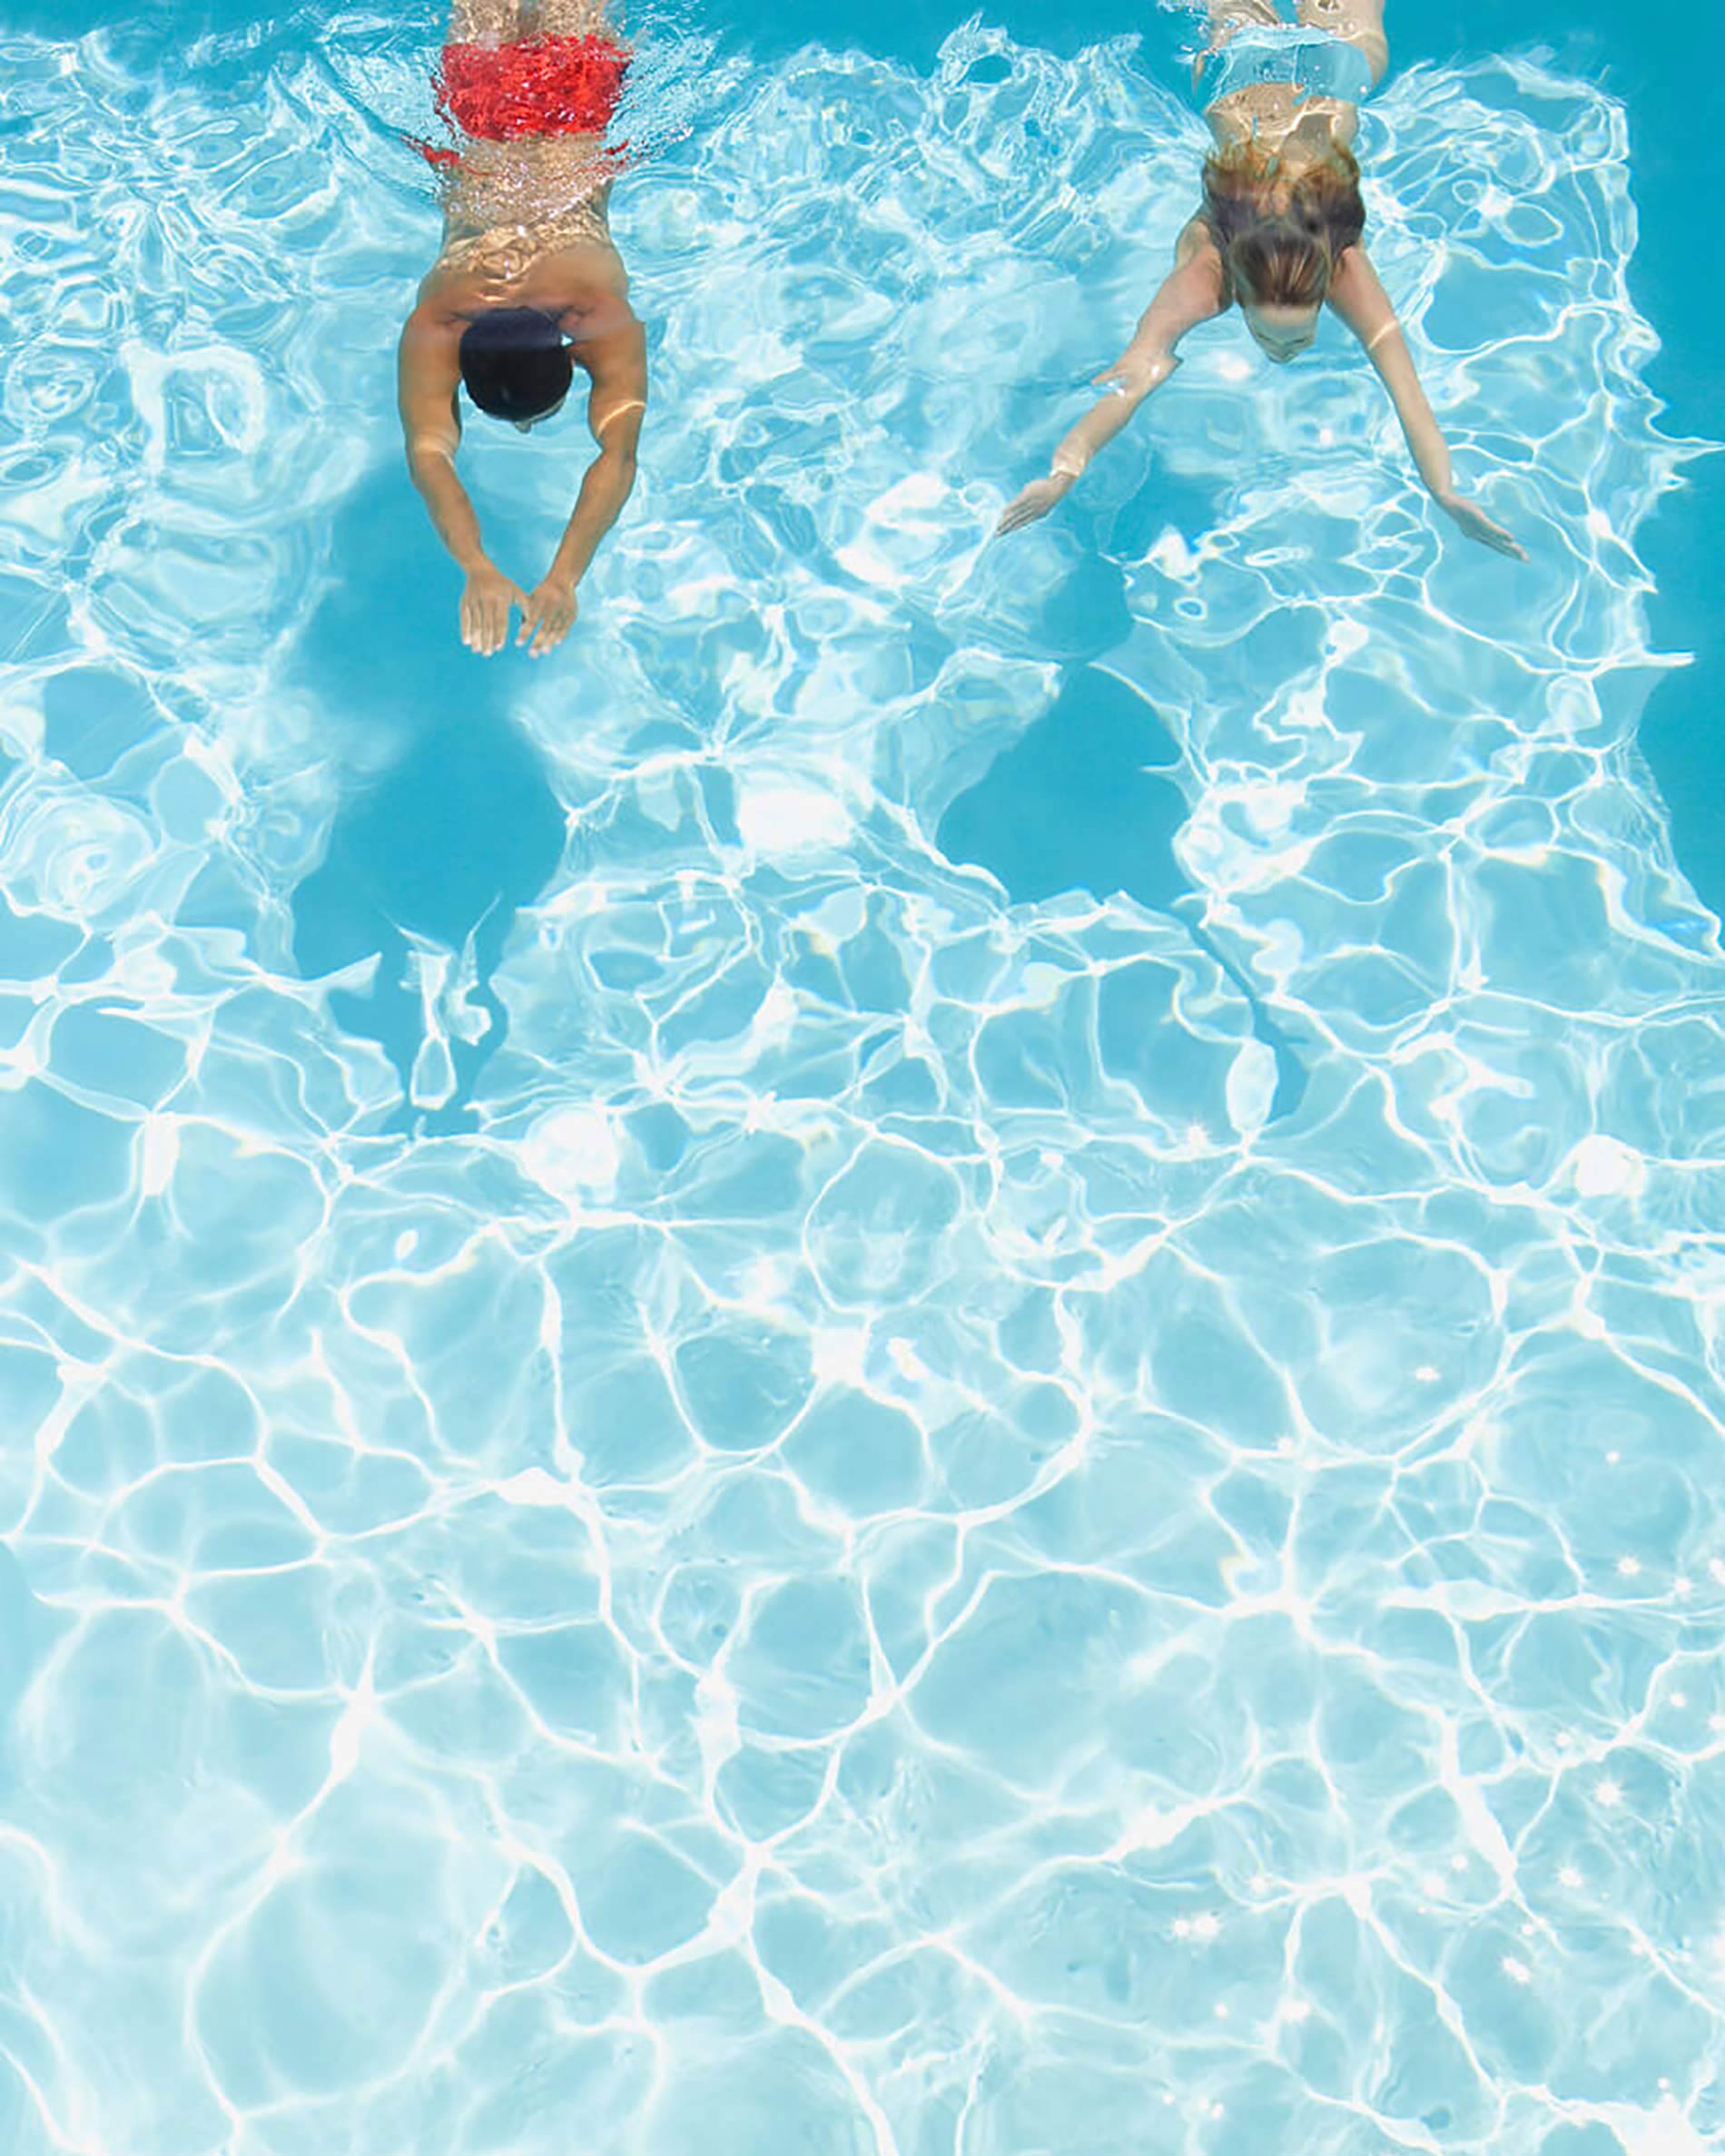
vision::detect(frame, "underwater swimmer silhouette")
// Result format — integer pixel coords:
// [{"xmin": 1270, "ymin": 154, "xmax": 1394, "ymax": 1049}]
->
[
  {"xmin": 397, "ymin": 0, "xmax": 648, "ymax": 655},
  {"xmin": 998, "ymin": 0, "xmax": 1525, "ymax": 559}
]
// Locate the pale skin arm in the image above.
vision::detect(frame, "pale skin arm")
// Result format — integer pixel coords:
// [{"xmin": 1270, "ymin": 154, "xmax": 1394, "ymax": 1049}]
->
[
  {"xmin": 397, "ymin": 307, "xmax": 528, "ymax": 655},
  {"xmin": 997, "ymin": 237, "xmax": 1227, "ymax": 536},
  {"xmin": 1326, "ymin": 245, "xmax": 1527, "ymax": 558},
  {"xmin": 519, "ymin": 321, "xmax": 646, "ymax": 657}
]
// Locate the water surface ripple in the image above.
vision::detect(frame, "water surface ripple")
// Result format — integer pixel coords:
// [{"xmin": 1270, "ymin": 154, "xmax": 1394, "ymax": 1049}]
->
[{"xmin": 0, "ymin": 14, "xmax": 1721, "ymax": 2156}]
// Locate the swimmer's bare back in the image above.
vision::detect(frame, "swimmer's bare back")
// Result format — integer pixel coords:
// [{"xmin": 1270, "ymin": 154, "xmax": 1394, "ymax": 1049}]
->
[
  {"xmin": 997, "ymin": 0, "xmax": 1525, "ymax": 561},
  {"xmin": 397, "ymin": 0, "xmax": 649, "ymax": 656}
]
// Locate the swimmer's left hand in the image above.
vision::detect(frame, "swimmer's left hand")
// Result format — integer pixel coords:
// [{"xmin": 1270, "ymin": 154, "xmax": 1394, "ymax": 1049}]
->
[
  {"xmin": 1437, "ymin": 492, "xmax": 1528, "ymax": 561},
  {"xmin": 519, "ymin": 575, "xmax": 580, "ymax": 657}
]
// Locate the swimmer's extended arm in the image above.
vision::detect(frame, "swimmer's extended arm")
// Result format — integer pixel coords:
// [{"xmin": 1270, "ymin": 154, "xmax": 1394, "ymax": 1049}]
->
[
  {"xmin": 997, "ymin": 240, "xmax": 1226, "ymax": 537},
  {"xmin": 1328, "ymin": 248, "xmax": 1527, "ymax": 560},
  {"xmin": 518, "ymin": 323, "xmax": 647, "ymax": 657},
  {"xmin": 398, "ymin": 310, "xmax": 527, "ymax": 655}
]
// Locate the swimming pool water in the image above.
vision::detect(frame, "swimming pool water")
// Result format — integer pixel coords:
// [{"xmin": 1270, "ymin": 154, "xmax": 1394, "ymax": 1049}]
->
[{"xmin": 3, "ymin": 4, "xmax": 1724, "ymax": 2152}]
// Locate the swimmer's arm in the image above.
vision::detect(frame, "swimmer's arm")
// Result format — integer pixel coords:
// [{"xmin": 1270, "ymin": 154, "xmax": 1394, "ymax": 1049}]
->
[
  {"xmin": 399, "ymin": 313, "xmax": 527, "ymax": 654},
  {"xmin": 996, "ymin": 245, "xmax": 1224, "ymax": 537},
  {"xmin": 1329, "ymin": 248, "xmax": 1527, "ymax": 560},
  {"xmin": 399, "ymin": 312, "xmax": 481, "ymax": 565},
  {"xmin": 520, "ymin": 330, "xmax": 646, "ymax": 657},
  {"xmin": 1326, "ymin": 251, "xmax": 1447, "ymax": 490}
]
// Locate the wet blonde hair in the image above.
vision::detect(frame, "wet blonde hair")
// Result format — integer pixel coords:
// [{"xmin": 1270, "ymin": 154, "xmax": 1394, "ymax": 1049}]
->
[{"xmin": 1200, "ymin": 139, "xmax": 1366, "ymax": 309}]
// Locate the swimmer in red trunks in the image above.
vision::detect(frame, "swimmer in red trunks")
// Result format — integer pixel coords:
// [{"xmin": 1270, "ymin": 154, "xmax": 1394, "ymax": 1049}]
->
[{"xmin": 397, "ymin": 0, "xmax": 646, "ymax": 657}]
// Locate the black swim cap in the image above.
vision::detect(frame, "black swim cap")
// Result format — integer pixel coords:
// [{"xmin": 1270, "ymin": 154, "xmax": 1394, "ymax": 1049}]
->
[{"xmin": 458, "ymin": 308, "xmax": 574, "ymax": 424}]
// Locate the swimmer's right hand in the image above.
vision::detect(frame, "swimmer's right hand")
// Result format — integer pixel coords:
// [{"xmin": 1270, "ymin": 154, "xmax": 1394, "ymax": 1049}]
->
[
  {"xmin": 995, "ymin": 471, "xmax": 1076, "ymax": 537},
  {"xmin": 460, "ymin": 564, "xmax": 529, "ymax": 657}
]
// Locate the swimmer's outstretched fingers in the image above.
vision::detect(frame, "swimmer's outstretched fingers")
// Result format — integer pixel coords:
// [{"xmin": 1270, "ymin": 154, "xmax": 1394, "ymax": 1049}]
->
[
  {"xmin": 459, "ymin": 564, "xmax": 529, "ymax": 656},
  {"xmin": 995, "ymin": 471, "xmax": 1078, "ymax": 536},
  {"xmin": 1434, "ymin": 492, "xmax": 1528, "ymax": 559}
]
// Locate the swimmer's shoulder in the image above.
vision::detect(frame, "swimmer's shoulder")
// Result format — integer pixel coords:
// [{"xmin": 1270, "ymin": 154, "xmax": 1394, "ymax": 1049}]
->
[
  {"xmin": 411, "ymin": 259, "xmax": 476, "ymax": 320},
  {"xmin": 1173, "ymin": 212, "xmax": 1229, "ymax": 309},
  {"xmin": 402, "ymin": 289, "xmax": 467, "ymax": 357},
  {"xmin": 563, "ymin": 298, "xmax": 646, "ymax": 389},
  {"xmin": 1175, "ymin": 211, "xmax": 1221, "ymax": 269},
  {"xmin": 522, "ymin": 250, "xmax": 635, "ymax": 349}
]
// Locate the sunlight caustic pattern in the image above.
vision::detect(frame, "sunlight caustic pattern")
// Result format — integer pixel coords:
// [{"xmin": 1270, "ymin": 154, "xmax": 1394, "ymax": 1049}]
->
[{"xmin": 1, "ymin": 11, "xmax": 1723, "ymax": 2156}]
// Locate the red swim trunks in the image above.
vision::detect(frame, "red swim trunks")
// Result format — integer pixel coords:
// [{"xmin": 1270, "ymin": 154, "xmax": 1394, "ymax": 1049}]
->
[{"xmin": 434, "ymin": 34, "xmax": 630, "ymax": 142}]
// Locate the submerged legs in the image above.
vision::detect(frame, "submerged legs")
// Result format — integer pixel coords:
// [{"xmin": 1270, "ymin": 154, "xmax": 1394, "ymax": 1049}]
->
[
  {"xmin": 1204, "ymin": 0, "xmax": 1282, "ymax": 38},
  {"xmin": 1295, "ymin": 0, "xmax": 1389, "ymax": 82},
  {"xmin": 526, "ymin": 0, "xmax": 618, "ymax": 34},
  {"xmin": 442, "ymin": 0, "xmax": 618, "ymax": 49},
  {"xmin": 1201, "ymin": 0, "xmax": 1388, "ymax": 84},
  {"xmin": 446, "ymin": 0, "xmax": 522, "ymax": 44}
]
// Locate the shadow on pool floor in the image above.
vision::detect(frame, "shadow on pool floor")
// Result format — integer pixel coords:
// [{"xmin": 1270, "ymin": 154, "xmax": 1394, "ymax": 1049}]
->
[
  {"xmin": 288, "ymin": 472, "xmax": 567, "ymax": 1135},
  {"xmin": 937, "ymin": 663, "xmax": 1309, "ymax": 1123}
]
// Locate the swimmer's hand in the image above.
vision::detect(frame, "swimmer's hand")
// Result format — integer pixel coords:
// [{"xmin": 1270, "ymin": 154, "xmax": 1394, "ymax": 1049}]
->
[
  {"xmin": 1436, "ymin": 491, "xmax": 1528, "ymax": 561},
  {"xmin": 520, "ymin": 573, "xmax": 579, "ymax": 658},
  {"xmin": 996, "ymin": 349, "xmax": 1178, "ymax": 535},
  {"xmin": 461, "ymin": 564, "xmax": 529, "ymax": 657},
  {"xmin": 996, "ymin": 471, "xmax": 1076, "ymax": 537}
]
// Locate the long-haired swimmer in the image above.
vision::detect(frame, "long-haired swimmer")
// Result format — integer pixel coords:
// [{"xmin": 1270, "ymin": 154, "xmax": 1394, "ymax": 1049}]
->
[
  {"xmin": 398, "ymin": 0, "xmax": 648, "ymax": 656},
  {"xmin": 997, "ymin": 0, "xmax": 1526, "ymax": 558}
]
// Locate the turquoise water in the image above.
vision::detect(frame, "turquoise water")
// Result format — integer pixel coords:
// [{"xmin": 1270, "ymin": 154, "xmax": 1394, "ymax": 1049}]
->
[{"xmin": 3, "ymin": 3, "xmax": 1725, "ymax": 2152}]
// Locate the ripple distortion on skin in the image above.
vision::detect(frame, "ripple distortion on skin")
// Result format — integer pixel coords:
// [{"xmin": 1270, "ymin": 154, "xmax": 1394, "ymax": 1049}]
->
[{"xmin": 0, "ymin": 14, "xmax": 1722, "ymax": 2156}]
